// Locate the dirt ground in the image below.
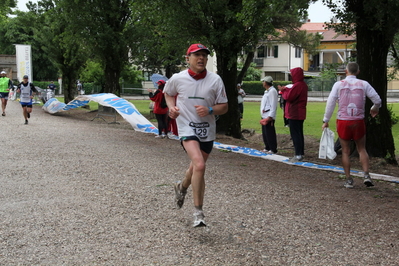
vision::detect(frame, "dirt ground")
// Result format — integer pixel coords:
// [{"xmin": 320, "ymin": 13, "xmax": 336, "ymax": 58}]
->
[
  {"xmin": 216, "ymin": 130, "xmax": 399, "ymax": 178},
  {"xmin": 2, "ymin": 103, "xmax": 399, "ymax": 265}
]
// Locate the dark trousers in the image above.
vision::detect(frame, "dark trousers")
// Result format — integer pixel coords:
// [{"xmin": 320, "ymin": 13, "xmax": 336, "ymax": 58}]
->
[
  {"xmin": 238, "ymin": 103, "xmax": 244, "ymax": 119},
  {"xmin": 261, "ymin": 120, "xmax": 277, "ymax": 153},
  {"xmin": 155, "ymin": 113, "xmax": 168, "ymax": 135},
  {"xmin": 288, "ymin": 119, "xmax": 305, "ymax": 156}
]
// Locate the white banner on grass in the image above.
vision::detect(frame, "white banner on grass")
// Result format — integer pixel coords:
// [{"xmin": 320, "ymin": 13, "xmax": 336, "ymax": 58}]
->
[
  {"xmin": 15, "ymin": 44, "xmax": 32, "ymax": 82},
  {"xmin": 43, "ymin": 93, "xmax": 158, "ymax": 134}
]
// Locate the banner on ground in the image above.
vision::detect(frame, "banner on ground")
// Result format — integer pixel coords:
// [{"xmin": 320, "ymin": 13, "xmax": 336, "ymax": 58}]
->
[
  {"xmin": 42, "ymin": 94, "xmax": 399, "ymax": 184},
  {"xmin": 43, "ymin": 93, "xmax": 158, "ymax": 134},
  {"xmin": 15, "ymin": 44, "xmax": 32, "ymax": 82}
]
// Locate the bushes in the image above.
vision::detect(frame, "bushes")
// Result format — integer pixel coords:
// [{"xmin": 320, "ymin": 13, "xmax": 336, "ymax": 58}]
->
[{"xmin": 241, "ymin": 81, "xmax": 292, "ymax": 95}]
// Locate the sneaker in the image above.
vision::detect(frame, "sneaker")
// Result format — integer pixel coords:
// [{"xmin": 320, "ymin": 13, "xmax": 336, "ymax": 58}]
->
[
  {"xmin": 155, "ymin": 135, "xmax": 162, "ymax": 138},
  {"xmin": 1, "ymin": 112, "xmax": 5, "ymax": 116},
  {"xmin": 261, "ymin": 149, "xmax": 270, "ymax": 153},
  {"xmin": 24, "ymin": 120, "xmax": 28, "ymax": 125},
  {"xmin": 167, "ymin": 132, "xmax": 178, "ymax": 139},
  {"xmin": 266, "ymin": 150, "xmax": 277, "ymax": 155},
  {"xmin": 193, "ymin": 211, "xmax": 206, "ymax": 227},
  {"xmin": 27, "ymin": 113, "xmax": 30, "ymax": 118},
  {"xmin": 174, "ymin": 181, "xmax": 187, "ymax": 209},
  {"xmin": 288, "ymin": 155, "xmax": 303, "ymax": 163},
  {"xmin": 344, "ymin": 178, "xmax": 354, "ymax": 188},
  {"xmin": 161, "ymin": 133, "xmax": 166, "ymax": 139},
  {"xmin": 364, "ymin": 175, "xmax": 374, "ymax": 187}
]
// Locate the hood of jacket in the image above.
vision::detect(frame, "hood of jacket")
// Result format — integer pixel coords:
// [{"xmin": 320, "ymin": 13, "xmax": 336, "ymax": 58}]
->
[{"xmin": 290, "ymin": 67, "xmax": 304, "ymax": 83}]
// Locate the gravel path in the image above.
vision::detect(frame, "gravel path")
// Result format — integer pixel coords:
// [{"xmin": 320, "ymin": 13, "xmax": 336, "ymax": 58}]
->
[{"xmin": 1, "ymin": 100, "xmax": 398, "ymax": 265}]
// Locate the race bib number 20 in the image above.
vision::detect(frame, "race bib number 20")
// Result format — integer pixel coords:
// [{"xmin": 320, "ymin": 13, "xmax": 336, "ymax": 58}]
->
[{"xmin": 189, "ymin": 122, "xmax": 210, "ymax": 139}]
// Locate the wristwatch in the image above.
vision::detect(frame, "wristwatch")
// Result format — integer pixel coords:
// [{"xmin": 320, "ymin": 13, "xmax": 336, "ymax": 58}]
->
[{"xmin": 208, "ymin": 107, "xmax": 214, "ymax": 115}]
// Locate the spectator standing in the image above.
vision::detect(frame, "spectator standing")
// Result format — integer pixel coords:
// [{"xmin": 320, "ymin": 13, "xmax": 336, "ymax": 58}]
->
[
  {"xmin": 46, "ymin": 81, "xmax": 57, "ymax": 100},
  {"xmin": 237, "ymin": 83, "xmax": 246, "ymax": 119},
  {"xmin": 17, "ymin": 75, "xmax": 38, "ymax": 125},
  {"xmin": 278, "ymin": 67, "xmax": 308, "ymax": 162},
  {"xmin": 148, "ymin": 80, "xmax": 169, "ymax": 138},
  {"xmin": 0, "ymin": 71, "xmax": 14, "ymax": 116},
  {"xmin": 278, "ymin": 90, "xmax": 289, "ymax": 127},
  {"xmin": 77, "ymin": 81, "xmax": 83, "ymax": 95},
  {"xmin": 322, "ymin": 62, "xmax": 381, "ymax": 188},
  {"xmin": 260, "ymin": 76, "xmax": 278, "ymax": 154},
  {"xmin": 164, "ymin": 43, "xmax": 228, "ymax": 227}
]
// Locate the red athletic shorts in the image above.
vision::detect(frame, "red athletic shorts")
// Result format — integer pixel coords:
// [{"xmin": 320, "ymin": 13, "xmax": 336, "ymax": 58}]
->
[{"xmin": 336, "ymin": 119, "xmax": 366, "ymax": 141}]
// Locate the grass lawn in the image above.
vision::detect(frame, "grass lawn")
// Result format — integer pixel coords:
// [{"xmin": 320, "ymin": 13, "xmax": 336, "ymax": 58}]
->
[
  {"xmin": 53, "ymin": 97, "xmax": 399, "ymax": 155},
  {"xmin": 127, "ymin": 99, "xmax": 399, "ymax": 155}
]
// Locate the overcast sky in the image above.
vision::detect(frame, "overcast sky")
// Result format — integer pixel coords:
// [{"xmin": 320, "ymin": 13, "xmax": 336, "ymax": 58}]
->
[{"xmin": 16, "ymin": 0, "xmax": 334, "ymax": 23}]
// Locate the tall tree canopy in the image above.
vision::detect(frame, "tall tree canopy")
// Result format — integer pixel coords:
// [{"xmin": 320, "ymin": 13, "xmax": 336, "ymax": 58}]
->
[
  {"xmin": 325, "ymin": 0, "xmax": 399, "ymax": 164},
  {"xmin": 154, "ymin": 0, "xmax": 314, "ymax": 138},
  {"xmin": 58, "ymin": 0, "xmax": 138, "ymax": 96}
]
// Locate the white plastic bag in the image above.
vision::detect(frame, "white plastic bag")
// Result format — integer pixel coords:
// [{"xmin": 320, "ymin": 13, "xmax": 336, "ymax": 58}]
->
[{"xmin": 319, "ymin": 128, "xmax": 337, "ymax": 160}]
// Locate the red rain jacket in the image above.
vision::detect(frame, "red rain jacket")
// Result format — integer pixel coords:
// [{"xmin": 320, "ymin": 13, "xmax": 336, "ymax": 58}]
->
[
  {"xmin": 149, "ymin": 89, "xmax": 168, "ymax": 115},
  {"xmin": 281, "ymin": 67, "xmax": 308, "ymax": 120}
]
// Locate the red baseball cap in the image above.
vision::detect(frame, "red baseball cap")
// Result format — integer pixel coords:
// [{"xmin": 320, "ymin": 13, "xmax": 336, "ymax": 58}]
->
[
  {"xmin": 186, "ymin": 43, "xmax": 210, "ymax": 55},
  {"xmin": 156, "ymin": 80, "xmax": 166, "ymax": 86}
]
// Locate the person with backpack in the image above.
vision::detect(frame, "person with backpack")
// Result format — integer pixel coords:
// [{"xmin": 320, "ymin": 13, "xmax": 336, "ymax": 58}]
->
[
  {"xmin": 148, "ymin": 80, "xmax": 168, "ymax": 138},
  {"xmin": 17, "ymin": 75, "xmax": 38, "ymax": 125},
  {"xmin": 0, "ymin": 71, "xmax": 14, "ymax": 116}
]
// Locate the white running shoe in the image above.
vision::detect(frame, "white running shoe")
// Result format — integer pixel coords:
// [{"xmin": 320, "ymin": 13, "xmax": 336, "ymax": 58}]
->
[{"xmin": 193, "ymin": 211, "xmax": 206, "ymax": 227}]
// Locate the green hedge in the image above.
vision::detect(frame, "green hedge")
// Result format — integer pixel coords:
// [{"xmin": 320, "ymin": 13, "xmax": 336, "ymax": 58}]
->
[{"xmin": 241, "ymin": 81, "xmax": 292, "ymax": 95}]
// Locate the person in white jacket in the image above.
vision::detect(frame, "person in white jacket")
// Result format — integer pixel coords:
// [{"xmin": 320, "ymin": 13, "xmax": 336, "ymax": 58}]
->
[
  {"xmin": 322, "ymin": 62, "xmax": 381, "ymax": 188},
  {"xmin": 260, "ymin": 76, "xmax": 278, "ymax": 154}
]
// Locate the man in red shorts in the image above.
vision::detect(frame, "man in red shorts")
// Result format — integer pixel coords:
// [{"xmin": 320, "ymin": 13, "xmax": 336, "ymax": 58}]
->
[{"xmin": 322, "ymin": 62, "xmax": 381, "ymax": 188}]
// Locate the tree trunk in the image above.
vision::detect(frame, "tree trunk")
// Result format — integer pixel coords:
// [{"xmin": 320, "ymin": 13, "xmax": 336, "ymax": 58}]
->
[
  {"xmin": 104, "ymin": 64, "xmax": 121, "ymax": 96},
  {"xmin": 215, "ymin": 48, "xmax": 242, "ymax": 138},
  {"xmin": 356, "ymin": 25, "xmax": 397, "ymax": 164},
  {"xmin": 237, "ymin": 50, "xmax": 255, "ymax": 84}
]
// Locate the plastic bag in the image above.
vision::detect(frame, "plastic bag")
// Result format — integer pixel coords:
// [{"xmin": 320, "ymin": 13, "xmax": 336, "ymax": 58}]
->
[{"xmin": 319, "ymin": 128, "xmax": 337, "ymax": 160}]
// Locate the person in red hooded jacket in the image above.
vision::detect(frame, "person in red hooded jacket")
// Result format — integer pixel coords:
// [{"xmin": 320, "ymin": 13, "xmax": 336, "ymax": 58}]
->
[
  {"xmin": 148, "ymin": 80, "xmax": 169, "ymax": 138},
  {"xmin": 278, "ymin": 67, "xmax": 308, "ymax": 162}
]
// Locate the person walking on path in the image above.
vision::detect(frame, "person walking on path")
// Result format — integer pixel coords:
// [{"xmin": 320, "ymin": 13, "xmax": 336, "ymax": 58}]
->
[
  {"xmin": 17, "ymin": 75, "xmax": 38, "ymax": 125},
  {"xmin": 164, "ymin": 43, "xmax": 228, "ymax": 227},
  {"xmin": 278, "ymin": 67, "xmax": 308, "ymax": 162},
  {"xmin": 237, "ymin": 83, "xmax": 246, "ymax": 119},
  {"xmin": 322, "ymin": 62, "xmax": 381, "ymax": 188},
  {"xmin": 260, "ymin": 76, "xmax": 278, "ymax": 154},
  {"xmin": 148, "ymin": 80, "xmax": 169, "ymax": 138},
  {"xmin": 0, "ymin": 71, "xmax": 14, "ymax": 116}
]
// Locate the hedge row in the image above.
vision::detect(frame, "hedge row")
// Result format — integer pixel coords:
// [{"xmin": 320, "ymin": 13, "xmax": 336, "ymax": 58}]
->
[{"xmin": 241, "ymin": 81, "xmax": 292, "ymax": 95}]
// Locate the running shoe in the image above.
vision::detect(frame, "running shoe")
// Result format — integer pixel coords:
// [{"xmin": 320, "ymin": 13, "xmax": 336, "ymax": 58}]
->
[
  {"xmin": 24, "ymin": 120, "xmax": 28, "ymax": 125},
  {"xmin": 174, "ymin": 181, "xmax": 187, "ymax": 209},
  {"xmin": 193, "ymin": 211, "xmax": 206, "ymax": 227},
  {"xmin": 27, "ymin": 113, "xmax": 30, "ymax": 118},
  {"xmin": 1, "ymin": 112, "xmax": 5, "ymax": 116},
  {"xmin": 344, "ymin": 178, "xmax": 354, "ymax": 188},
  {"xmin": 364, "ymin": 175, "xmax": 374, "ymax": 187},
  {"xmin": 288, "ymin": 155, "xmax": 303, "ymax": 163},
  {"xmin": 155, "ymin": 135, "xmax": 162, "ymax": 138}
]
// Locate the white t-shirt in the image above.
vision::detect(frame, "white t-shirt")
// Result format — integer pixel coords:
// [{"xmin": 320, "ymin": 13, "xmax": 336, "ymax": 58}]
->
[
  {"xmin": 323, "ymin": 75, "xmax": 381, "ymax": 122},
  {"xmin": 164, "ymin": 70, "xmax": 228, "ymax": 142}
]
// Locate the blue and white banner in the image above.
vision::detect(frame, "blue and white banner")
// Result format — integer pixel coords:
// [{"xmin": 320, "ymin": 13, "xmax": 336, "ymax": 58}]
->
[
  {"xmin": 43, "ymin": 93, "xmax": 399, "ymax": 184},
  {"xmin": 43, "ymin": 93, "xmax": 158, "ymax": 134}
]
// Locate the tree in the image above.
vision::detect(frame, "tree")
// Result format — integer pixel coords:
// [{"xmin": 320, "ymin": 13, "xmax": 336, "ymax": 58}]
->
[
  {"xmin": 35, "ymin": 0, "xmax": 87, "ymax": 102},
  {"xmin": 59, "ymin": 0, "xmax": 138, "ymax": 96},
  {"xmin": 0, "ymin": 1, "xmax": 59, "ymax": 80},
  {"xmin": 324, "ymin": 0, "xmax": 399, "ymax": 164},
  {"xmin": 157, "ymin": 0, "xmax": 314, "ymax": 138}
]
